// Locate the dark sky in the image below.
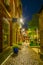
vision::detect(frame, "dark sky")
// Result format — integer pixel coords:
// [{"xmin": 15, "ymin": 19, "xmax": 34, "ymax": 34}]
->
[
  {"xmin": 21, "ymin": 0, "xmax": 43, "ymax": 28},
  {"xmin": 21, "ymin": 0, "xmax": 43, "ymax": 19}
]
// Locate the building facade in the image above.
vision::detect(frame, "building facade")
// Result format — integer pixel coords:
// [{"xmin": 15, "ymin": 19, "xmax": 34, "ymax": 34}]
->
[
  {"xmin": 39, "ymin": 6, "xmax": 43, "ymax": 60},
  {"xmin": 12, "ymin": 0, "xmax": 22, "ymax": 44},
  {"xmin": 0, "ymin": 0, "xmax": 22, "ymax": 52}
]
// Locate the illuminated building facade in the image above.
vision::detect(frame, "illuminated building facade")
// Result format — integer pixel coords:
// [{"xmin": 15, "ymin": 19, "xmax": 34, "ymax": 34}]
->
[{"xmin": 0, "ymin": 0, "xmax": 22, "ymax": 52}]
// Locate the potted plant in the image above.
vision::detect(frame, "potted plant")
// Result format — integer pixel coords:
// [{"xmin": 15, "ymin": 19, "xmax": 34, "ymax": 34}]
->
[{"xmin": 12, "ymin": 44, "xmax": 19, "ymax": 54}]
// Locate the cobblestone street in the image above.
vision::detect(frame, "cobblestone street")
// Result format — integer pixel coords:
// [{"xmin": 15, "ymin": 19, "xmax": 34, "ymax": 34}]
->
[{"xmin": 2, "ymin": 43, "xmax": 40, "ymax": 65}]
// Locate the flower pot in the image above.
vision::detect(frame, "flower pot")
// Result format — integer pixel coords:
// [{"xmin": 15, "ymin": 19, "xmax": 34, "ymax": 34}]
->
[
  {"xmin": 13, "ymin": 48, "xmax": 18, "ymax": 54},
  {"xmin": 12, "ymin": 44, "xmax": 19, "ymax": 54}
]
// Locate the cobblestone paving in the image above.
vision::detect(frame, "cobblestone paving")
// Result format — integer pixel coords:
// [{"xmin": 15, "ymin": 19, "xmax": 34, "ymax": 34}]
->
[{"xmin": 3, "ymin": 43, "xmax": 39, "ymax": 65}]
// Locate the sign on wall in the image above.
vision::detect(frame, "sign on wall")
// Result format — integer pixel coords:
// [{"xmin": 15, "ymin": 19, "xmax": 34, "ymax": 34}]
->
[{"xmin": 12, "ymin": 18, "xmax": 17, "ymax": 22}]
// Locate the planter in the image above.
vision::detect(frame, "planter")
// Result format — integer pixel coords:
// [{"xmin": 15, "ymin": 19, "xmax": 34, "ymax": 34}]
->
[
  {"xmin": 30, "ymin": 41, "xmax": 40, "ymax": 47},
  {"xmin": 12, "ymin": 44, "xmax": 19, "ymax": 54},
  {"xmin": 13, "ymin": 48, "xmax": 18, "ymax": 54}
]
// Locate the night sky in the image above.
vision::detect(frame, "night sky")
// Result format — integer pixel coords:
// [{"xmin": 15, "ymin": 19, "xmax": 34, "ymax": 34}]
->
[{"xmin": 21, "ymin": 0, "xmax": 43, "ymax": 28}]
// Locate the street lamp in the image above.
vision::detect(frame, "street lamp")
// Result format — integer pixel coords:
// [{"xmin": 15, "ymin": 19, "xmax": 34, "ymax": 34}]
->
[
  {"xmin": 20, "ymin": 18, "xmax": 24, "ymax": 25},
  {"xmin": 18, "ymin": 18, "xmax": 24, "ymax": 28}
]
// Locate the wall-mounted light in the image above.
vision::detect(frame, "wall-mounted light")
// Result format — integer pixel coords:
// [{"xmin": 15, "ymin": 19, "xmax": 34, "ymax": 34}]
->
[{"xmin": 20, "ymin": 18, "xmax": 24, "ymax": 24}]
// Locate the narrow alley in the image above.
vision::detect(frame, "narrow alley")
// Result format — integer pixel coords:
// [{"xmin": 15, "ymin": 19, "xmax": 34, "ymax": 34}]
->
[
  {"xmin": 1, "ymin": 43, "xmax": 39, "ymax": 65},
  {"xmin": 0, "ymin": 0, "xmax": 43, "ymax": 65}
]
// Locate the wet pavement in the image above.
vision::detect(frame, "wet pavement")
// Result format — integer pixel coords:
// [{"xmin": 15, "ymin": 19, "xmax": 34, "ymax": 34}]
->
[{"xmin": 2, "ymin": 43, "xmax": 39, "ymax": 65}]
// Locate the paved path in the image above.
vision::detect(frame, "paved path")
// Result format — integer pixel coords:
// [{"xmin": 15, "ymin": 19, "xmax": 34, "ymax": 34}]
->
[{"xmin": 3, "ymin": 43, "xmax": 39, "ymax": 65}]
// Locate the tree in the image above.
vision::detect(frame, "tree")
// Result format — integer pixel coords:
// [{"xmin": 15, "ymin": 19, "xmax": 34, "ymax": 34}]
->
[
  {"xmin": 28, "ymin": 14, "xmax": 39, "ymax": 30},
  {"xmin": 28, "ymin": 14, "xmax": 39, "ymax": 45}
]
